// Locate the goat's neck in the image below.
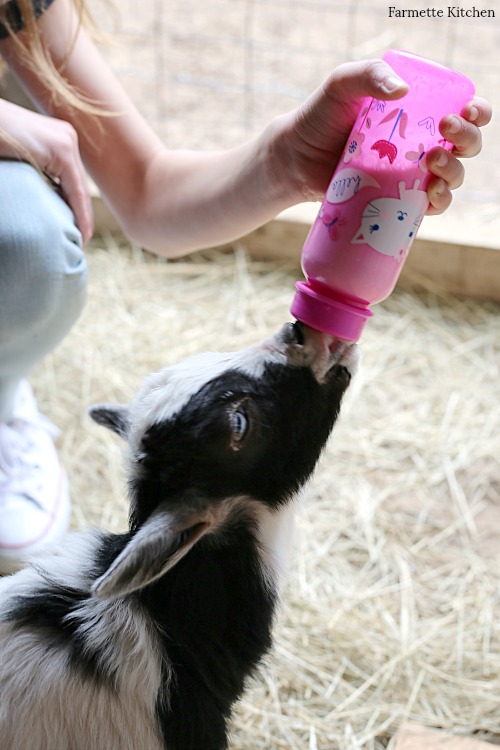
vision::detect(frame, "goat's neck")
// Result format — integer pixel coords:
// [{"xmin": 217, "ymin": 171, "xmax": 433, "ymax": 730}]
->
[{"xmin": 139, "ymin": 520, "xmax": 278, "ymax": 749}]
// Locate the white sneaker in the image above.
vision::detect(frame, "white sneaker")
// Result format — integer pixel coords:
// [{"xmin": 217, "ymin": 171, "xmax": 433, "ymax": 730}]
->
[{"xmin": 0, "ymin": 381, "xmax": 70, "ymax": 574}]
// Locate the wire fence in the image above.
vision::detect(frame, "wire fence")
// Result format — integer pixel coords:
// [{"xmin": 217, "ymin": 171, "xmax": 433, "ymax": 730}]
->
[{"xmin": 93, "ymin": 0, "xmax": 500, "ymax": 212}]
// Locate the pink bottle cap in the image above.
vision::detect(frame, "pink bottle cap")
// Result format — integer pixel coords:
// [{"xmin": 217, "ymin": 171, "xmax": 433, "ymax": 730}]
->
[{"xmin": 291, "ymin": 282, "xmax": 372, "ymax": 341}]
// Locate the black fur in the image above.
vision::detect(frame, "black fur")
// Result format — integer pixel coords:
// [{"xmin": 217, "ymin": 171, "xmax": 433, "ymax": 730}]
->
[
  {"xmin": 2, "ymin": 519, "xmax": 275, "ymax": 750},
  {"xmin": 0, "ymin": 334, "xmax": 353, "ymax": 750},
  {"xmin": 122, "ymin": 358, "xmax": 350, "ymax": 748},
  {"xmin": 2, "ymin": 580, "xmax": 110, "ymax": 685},
  {"xmin": 143, "ymin": 515, "xmax": 275, "ymax": 750},
  {"xmin": 2, "ymin": 533, "xmax": 133, "ymax": 688},
  {"xmin": 130, "ymin": 362, "xmax": 350, "ymax": 529}
]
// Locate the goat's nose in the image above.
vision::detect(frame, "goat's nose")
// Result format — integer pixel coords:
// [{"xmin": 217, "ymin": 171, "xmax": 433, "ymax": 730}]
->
[
  {"xmin": 281, "ymin": 321, "xmax": 333, "ymax": 362},
  {"xmin": 291, "ymin": 321, "xmax": 333, "ymax": 351},
  {"xmin": 281, "ymin": 321, "xmax": 305, "ymax": 346}
]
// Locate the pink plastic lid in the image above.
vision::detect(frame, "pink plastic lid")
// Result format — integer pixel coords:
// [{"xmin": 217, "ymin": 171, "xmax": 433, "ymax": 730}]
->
[{"xmin": 291, "ymin": 282, "xmax": 372, "ymax": 342}]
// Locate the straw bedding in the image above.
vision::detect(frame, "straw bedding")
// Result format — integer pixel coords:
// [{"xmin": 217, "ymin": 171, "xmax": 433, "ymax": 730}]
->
[{"xmin": 31, "ymin": 237, "xmax": 500, "ymax": 749}]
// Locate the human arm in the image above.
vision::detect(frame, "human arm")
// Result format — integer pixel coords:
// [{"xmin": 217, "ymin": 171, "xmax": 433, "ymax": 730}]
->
[
  {"xmin": 0, "ymin": 97, "xmax": 94, "ymax": 244},
  {"xmin": 0, "ymin": 0, "xmax": 491, "ymax": 256},
  {"xmin": 1, "ymin": 0, "xmax": 285, "ymax": 256},
  {"xmin": 279, "ymin": 59, "xmax": 491, "ymax": 216}
]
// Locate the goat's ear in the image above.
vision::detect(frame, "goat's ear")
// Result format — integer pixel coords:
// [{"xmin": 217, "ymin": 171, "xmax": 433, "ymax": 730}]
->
[
  {"xmin": 88, "ymin": 404, "xmax": 130, "ymax": 439},
  {"xmin": 91, "ymin": 507, "xmax": 211, "ymax": 600}
]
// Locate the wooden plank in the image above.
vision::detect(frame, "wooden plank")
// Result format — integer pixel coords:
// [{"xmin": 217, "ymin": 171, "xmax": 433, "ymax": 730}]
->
[
  {"xmin": 235, "ymin": 205, "xmax": 500, "ymax": 303},
  {"xmin": 91, "ymin": 191, "xmax": 122, "ymax": 235},
  {"xmin": 398, "ymin": 239, "xmax": 500, "ymax": 301},
  {"xmin": 393, "ymin": 722, "xmax": 497, "ymax": 750},
  {"xmin": 91, "ymin": 191, "xmax": 500, "ymax": 302},
  {"xmin": 4, "ymin": 55, "xmax": 500, "ymax": 302}
]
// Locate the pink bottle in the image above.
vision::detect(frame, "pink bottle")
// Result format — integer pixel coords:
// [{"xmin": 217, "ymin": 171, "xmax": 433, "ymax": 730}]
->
[{"xmin": 291, "ymin": 50, "xmax": 475, "ymax": 341}]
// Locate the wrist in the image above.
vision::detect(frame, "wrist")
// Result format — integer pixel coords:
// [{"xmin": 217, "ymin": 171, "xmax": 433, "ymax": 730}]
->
[
  {"xmin": 258, "ymin": 113, "xmax": 310, "ymax": 210},
  {"xmin": 265, "ymin": 111, "xmax": 334, "ymax": 206}
]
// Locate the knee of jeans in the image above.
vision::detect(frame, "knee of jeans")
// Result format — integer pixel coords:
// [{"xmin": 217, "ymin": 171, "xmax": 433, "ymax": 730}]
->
[{"xmin": 0, "ymin": 204, "xmax": 88, "ymax": 336}]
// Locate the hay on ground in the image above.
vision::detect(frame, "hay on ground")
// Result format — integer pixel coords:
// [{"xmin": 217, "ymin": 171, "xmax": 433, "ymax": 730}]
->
[{"xmin": 31, "ymin": 237, "xmax": 500, "ymax": 749}]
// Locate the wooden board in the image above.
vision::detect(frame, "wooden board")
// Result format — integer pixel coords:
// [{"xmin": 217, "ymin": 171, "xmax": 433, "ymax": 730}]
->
[
  {"xmin": 91, "ymin": 191, "xmax": 500, "ymax": 303},
  {"xmin": 393, "ymin": 723, "xmax": 497, "ymax": 750},
  {"xmin": 234, "ymin": 204, "xmax": 500, "ymax": 303}
]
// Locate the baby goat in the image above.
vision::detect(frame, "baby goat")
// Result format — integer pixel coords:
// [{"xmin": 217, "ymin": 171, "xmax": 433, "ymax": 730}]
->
[{"xmin": 0, "ymin": 322, "xmax": 357, "ymax": 750}]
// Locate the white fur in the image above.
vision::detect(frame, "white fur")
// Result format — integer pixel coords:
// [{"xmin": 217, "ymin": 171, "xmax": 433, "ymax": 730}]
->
[
  {"xmin": 0, "ymin": 500, "xmax": 294, "ymax": 750},
  {"xmin": 0, "ymin": 625, "xmax": 164, "ymax": 750},
  {"xmin": 0, "ymin": 530, "xmax": 165, "ymax": 750},
  {"xmin": 0, "ymin": 325, "xmax": 356, "ymax": 750},
  {"xmin": 127, "ymin": 338, "xmax": 287, "ymax": 455},
  {"xmin": 254, "ymin": 498, "xmax": 299, "ymax": 590}
]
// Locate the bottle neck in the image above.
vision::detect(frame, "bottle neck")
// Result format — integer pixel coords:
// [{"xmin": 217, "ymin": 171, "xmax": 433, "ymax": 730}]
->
[{"xmin": 291, "ymin": 281, "xmax": 372, "ymax": 342}]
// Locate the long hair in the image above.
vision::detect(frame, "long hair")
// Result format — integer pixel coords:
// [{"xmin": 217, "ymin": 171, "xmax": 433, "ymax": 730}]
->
[{"xmin": 0, "ymin": 0, "xmax": 114, "ymax": 168}]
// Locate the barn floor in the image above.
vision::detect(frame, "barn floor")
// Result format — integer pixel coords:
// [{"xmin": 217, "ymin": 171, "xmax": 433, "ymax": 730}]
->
[{"xmin": 30, "ymin": 238, "xmax": 500, "ymax": 749}]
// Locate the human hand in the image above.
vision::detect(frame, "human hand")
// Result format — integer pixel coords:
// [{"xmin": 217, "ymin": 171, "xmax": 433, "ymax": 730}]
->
[
  {"xmin": 424, "ymin": 98, "xmax": 492, "ymax": 215},
  {"xmin": 0, "ymin": 99, "xmax": 93, "ymax": 245},
  {"xmin": 277, "ymin": 59, "xmax": 491, "ymax": 215}
]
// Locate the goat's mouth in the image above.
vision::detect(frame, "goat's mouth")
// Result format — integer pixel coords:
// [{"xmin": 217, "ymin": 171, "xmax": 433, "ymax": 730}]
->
[
  {"xmin": 321, "ymin": 339, "xmax": 359, "ymax": 382},
  {"xmin": 273, "ymin": 322, "xmax": 359, "ymax": 383},
  {"xmin": 328, "ymin": 338, "xmax": 350, "ymax": 365},
  {"xmin": 297, "ymin": 323, "xmax": 358, "ymax": 383}
]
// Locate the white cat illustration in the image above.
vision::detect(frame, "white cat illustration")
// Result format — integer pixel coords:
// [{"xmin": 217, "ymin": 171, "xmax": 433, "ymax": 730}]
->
[{"xmin": 351, "ymin": 180, "xmax": 428, "ymax": 260}]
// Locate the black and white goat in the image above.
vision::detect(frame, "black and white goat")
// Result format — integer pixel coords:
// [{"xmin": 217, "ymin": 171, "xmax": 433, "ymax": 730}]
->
[{"xmin": 0, "ymin": 322, "xmax": 357, "ymax": 750}]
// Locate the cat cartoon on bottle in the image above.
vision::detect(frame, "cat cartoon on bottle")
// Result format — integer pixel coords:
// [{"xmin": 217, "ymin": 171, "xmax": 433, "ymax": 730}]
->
[{"xmin": 351, "ymin": 180, "xmax": 428, "ymax": 261}]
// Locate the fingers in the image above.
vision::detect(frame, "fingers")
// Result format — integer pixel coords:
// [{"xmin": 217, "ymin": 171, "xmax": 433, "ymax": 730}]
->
[
  {"xmin": 425, "ymin": 176, "xmax": 452, "ymax": 216},
  {"xmin": 461, "ymin": 96, "xmax": 492, "ymax": 128},
  {"xmin": 58, "ymin": 164, "xmax": 94, "ymax": 248},
  {"xmin": 427, "ymin": 95, "xmax": 491, "ymax": 215},
  {"xmin": 425, "ymin": 145, "xmax": 466, "ymax": 216},
  {"xmin": 0, "ymin": 104, "xmax": 94, "ymax": 245},
  {"xmin": 60, "ymin": 178, "xmax": 94, "ymax": 247},
  {"xmin": 439, "ymin": 114, "xmax": 482, "ymax": 157},
  {"xmin": 324, "ymin": 59, "xmax": 409, "ymax": 104},
  {"xmin": 426, "ymin": 146, "xmax": 464, "ymax": 190},
  {"xmin": 44, "ymin": 122, "xmax": 94, "ymax": 246},
  {"xmin": 439, "ymin": 97, "xmax": 492, "ymax": 158},
  {"xmin": 362, "ymin": 59, "xmax": 409, "ymax": 99}
]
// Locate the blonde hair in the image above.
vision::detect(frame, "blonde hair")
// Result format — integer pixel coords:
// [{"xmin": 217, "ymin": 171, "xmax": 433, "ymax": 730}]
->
[
  {"xmin": 0, "ymin": 0, "xmax": 113, "ymax": 168},
  {"xmin": 0, "ymin": 0, "xmax": 110, "ymax": 114}
]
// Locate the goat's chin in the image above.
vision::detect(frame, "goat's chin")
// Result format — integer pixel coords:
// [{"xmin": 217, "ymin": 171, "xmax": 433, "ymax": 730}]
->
[
  {"xmin": 307, "ymin": 339, "xmax": 359, "ymax": 385},
  {"xmin": 324, "ymin": 341, "xmax": 359, "ymax": 381}
]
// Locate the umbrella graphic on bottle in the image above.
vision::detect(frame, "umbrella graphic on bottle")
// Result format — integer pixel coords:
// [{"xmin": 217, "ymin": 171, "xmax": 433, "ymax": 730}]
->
[{"xmin": 370, "ymin": 107, "xmax": 408, "ymax": 164}]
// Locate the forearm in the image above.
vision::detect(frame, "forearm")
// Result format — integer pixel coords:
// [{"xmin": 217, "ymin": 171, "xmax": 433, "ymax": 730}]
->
[
  {"xmin": 2, "ymin": 0, "xmax": 488, "ymax": 257},
  {"xmin": 129, "ymin": 118, "xmax": 295, "ymax": 257},
  {"xmin": 0, "ymin": 0, "xmax": 296, "ymax": 257}
]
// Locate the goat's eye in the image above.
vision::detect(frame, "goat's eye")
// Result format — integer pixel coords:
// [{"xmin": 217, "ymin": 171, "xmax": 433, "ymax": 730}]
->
[
  {"xmin": 231, "ymin": 409, "xmax": 248, "ymax": 442},
  {"xmin": 226, "ymin": 400, "xmax": 251, "ymax": 450}
]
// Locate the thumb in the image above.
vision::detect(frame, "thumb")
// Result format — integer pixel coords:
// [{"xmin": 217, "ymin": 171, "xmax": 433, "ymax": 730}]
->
[{"xmin": 325, "ymin": 59, "xmax": 409, "ymax": 103}]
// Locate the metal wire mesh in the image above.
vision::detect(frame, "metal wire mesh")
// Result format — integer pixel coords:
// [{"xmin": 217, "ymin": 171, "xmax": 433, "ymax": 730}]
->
[{"xmin": 91, "ymin": 0, "xmax": 500, "ymax": 207}]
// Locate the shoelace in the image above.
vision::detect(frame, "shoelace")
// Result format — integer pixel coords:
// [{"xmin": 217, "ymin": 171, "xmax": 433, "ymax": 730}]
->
[
  {"xmin": 0, "ymin": 413, "xmax": 59, "ymax": 506},
  {"xmin": 0, "ymin": 421, "xmax": 26, "ymax": 476}
]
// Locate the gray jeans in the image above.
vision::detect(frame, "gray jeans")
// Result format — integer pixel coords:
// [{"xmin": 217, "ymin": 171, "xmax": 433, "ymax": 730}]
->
[{"xmin": 0, "ymin": 160, "xmax": 88, "ymax": 421}]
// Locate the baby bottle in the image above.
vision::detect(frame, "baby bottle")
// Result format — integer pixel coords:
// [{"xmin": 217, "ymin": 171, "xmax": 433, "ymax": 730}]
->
[{"xmin": 291, "ymin": 50, "xmax": 475, "ymax": 341}]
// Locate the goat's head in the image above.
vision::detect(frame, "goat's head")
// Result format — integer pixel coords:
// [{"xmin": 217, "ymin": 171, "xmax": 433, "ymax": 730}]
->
[{"xmin": 89, "ymin": 323, "xmax": 358, "ymax": 599}]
